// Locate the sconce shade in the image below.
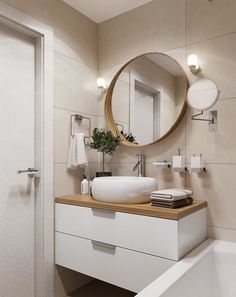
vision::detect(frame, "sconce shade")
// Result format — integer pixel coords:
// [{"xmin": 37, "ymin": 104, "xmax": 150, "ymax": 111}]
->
[
  {"xmin": 97, "ymin": 77, "xmax": 107, "ymax": 89},
  {"xmin": 188, "ymin": 54, "xmax": 200, "ymax": 74}
]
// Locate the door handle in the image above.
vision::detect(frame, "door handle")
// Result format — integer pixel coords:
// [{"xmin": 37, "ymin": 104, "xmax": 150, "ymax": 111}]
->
[{"xmin": 17, "ymin": 168, "xmax": 39, "ymax": 175}]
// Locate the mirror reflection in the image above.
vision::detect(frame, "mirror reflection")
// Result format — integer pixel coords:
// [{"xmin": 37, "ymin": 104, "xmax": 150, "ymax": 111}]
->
[{"xmin": 110, "ymin": 53, "xmax": 188, "ymax": 146}]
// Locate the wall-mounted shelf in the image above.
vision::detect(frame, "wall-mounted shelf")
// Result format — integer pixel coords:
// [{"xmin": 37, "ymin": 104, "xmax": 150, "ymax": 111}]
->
[{"xmin": 152, "ymin": 162, "xmax": 171, "ymax": 168}]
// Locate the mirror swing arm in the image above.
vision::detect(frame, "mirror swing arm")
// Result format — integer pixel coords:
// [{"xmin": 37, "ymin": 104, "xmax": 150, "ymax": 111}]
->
[
  {"xmin": 192, "ymin": 110, "xmax": 218, "ymax": 132},
  {"xmin": 192, "ymin": 110, "xmax": 216, "ymax": 124}
]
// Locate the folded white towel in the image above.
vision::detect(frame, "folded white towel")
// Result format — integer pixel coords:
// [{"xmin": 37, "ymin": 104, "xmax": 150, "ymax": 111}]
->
[
  {"xmin": 151, "ymin": 188, "xmax": 193, "ymax": 201},
  {"xmin": 67, "ymin": 133, "xmax": 88, "ymax": 169}
]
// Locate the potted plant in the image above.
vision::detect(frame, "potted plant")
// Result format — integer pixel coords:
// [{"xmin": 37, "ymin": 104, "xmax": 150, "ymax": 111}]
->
[{"xmin": 88, "ymin": 128, "xmax": 120, "ymax": 177}]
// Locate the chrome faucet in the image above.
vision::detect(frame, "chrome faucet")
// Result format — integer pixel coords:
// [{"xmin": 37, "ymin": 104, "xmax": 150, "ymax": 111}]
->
[{"xmin": 133, "ymin": 154, "xmax": 145, "ymax": 177}]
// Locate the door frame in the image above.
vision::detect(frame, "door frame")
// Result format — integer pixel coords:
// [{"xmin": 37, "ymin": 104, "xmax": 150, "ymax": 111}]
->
[{"xmin": 0, "ymin": 3, "xmax": 54, "ymax": 297}]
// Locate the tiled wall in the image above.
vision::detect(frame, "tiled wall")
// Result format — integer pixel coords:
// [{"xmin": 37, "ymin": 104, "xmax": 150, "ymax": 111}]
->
[
  {"xmin": 2, "ymin": 0, "xmax": 97, "ymax": 296},
  {"xmin": 98, "ymin": 0, "xmax": 236, "ymax": 242}
]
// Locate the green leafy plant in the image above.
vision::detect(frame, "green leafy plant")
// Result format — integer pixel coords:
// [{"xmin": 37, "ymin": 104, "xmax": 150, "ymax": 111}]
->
[
  {"xmin": 88, "ymin": 128, "xmax": 120, "ymax": 172},
  {"xmin": 120, "ymin": 131, "xmax": 138, "ymax": 144}
]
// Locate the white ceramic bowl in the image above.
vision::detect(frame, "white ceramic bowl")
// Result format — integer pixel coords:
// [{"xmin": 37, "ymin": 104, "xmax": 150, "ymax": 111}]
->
[{"xmin": 92, "ymin": 176, "xmax": 157, "ymax": 204}]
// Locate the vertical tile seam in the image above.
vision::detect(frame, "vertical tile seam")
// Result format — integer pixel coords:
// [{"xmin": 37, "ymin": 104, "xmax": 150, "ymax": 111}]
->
[
  {"xmin": 96, "ymin": 23, "xmax": 100, "ymax": 165},
  {"xmin": 184, "ymin": 0, "xmax": 187, "ymax": 189}
]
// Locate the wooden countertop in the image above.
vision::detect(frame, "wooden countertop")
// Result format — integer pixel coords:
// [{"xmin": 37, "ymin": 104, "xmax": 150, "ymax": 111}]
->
[{"xmin": 55, "ymin": 195, "xmax": 207, "ymax": 220}]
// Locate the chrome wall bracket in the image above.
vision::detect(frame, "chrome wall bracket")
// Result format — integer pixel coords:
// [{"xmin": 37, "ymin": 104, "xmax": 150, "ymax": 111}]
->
[{"xmin": 192, "ymin": 110, "xmax": 218, "ymax": 132}]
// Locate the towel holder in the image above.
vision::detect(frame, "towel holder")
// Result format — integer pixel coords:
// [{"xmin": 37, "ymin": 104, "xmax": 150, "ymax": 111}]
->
[{"xmin": 70, "ymin": 114, "xmax": 91, "ymax": 138}]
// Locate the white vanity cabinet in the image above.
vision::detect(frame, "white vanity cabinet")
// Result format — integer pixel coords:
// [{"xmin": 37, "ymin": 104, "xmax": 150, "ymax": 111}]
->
[{"xmin": 55, "ymin": 196, "xmax": 207, "ymax": 293}]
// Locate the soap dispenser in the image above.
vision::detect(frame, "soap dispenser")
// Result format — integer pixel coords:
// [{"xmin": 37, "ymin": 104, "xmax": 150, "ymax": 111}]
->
[{"xmin": 81, "ymin": 175, "xmax": 89, "ymax": 195}]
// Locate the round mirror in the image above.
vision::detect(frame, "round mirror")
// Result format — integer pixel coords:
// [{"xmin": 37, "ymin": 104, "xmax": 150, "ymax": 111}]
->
[
  {"xmin": 105, "ymin": 53, "xmax": 188, "ymax": 146},
  {"xmin": 187, "ymin": 79, "xmax": 220, "ymax": 111}
]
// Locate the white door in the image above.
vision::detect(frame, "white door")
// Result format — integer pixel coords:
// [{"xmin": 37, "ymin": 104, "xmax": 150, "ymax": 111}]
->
[
  {"xmin": 0, "ymin": 22, "xmax": 37, "ymax": 297},
  {"xmin": 132, "ymin": 82, "xmax": 157, "ymax": 144}
]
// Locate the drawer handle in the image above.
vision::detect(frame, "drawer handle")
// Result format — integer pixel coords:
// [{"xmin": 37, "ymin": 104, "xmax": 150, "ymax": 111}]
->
[
  {"xmin": 91, "ymin": 240, "xmax": 116, "ymax": 250},
  {"xmin": 91, "ymin": 208, "xmax": 116, "ymax": 219}
]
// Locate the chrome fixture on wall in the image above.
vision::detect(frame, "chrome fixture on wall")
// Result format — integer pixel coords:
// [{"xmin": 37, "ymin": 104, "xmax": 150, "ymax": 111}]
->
[
  {"xmin": 133, "ymin": 154, "xmax": 145, "ymax": 177},
  {"xmin": 70, "ymin": 114, "xmax": 91, "ymax": 138}
]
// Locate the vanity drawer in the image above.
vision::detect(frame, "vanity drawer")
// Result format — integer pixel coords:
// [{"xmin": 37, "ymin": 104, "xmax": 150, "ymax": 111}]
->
[
  {"xmin": 55, "ymin": 232, "xmax": 174, "ymax": 293},
  {"xmin": 55, "ymin": 203, "xmax": 207, "ymax": 260}
]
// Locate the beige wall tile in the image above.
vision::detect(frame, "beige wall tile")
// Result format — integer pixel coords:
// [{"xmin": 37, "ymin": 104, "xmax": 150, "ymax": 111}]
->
[
  {"xmin": 146, "ymin": 164, "xmax": 186, "ymax": 190},
  {"xmin": 103, "ymin": 163, "xmax": 185, "ymax": 190},
  {"xmin": 186, "ymin": 98, "xmax": 236, "ymax": 163},
  {"xmin": 54, "ymin": 108, "xmax": 98, "ymax": 164},
  {"xmin": 44, "ymin": 0, "xmax": 97, "ymax": 69},
  {"xmin": 186, "ymin": 0, "xmax": 236, "ymax": 44},
  {"xmin": 9, "ymin": 0, "xmax": 45, "ymax": 20},
  {"xmin": 54, "ymin": 163, "xmax": 98, "ymax": 197},
  {"xmin": 187, "ymin": 33, "xmax": 236, "ymax": 100},
  {"xmin": 186, "ymin": 164, "xmax": 236, "ymax": 230},
  {"xmin": 97, "ymin": 90, "xmax": 106, "ymax": 118},
  {"xmin": 100, "ymin": 162, "xmax": 137, "ymax": 176},
  {"xmin": 54, "ymin": 52, "xmax": 97, "ymax": 115},
  {"xmin": 208, "ymin": 226, "xmax": 236, "ymax": 243},
  {"xmin": 9, "ymin": 0, "xmax": 97, "ymax": 68},
  {"xmin": 98, "ymin": 0, "xmax": 185, "ymax": 69},
  {"xmin": 54, "ymin": 108, "xmax": 70, "ymax": 165},
  {"xmin": 98, "ymin": 64, "xmax": 123, "ymax": 84},
  {"xmin": 98, "ymin": 64, "xmax": 124, "ymax": 117},
  {"xmin": 54, "ymin": 163, "xmax": 84, "ymax": 197}
]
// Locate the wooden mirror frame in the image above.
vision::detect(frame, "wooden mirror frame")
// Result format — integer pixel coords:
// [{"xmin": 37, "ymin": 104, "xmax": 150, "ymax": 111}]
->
[{"xmin": 104, "ymin": 52, "xmax": 189, "ymax": 147}]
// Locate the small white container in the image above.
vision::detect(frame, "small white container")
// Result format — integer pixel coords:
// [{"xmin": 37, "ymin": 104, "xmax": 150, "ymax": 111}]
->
[
  {"xmin": 191, "ymin": 155, "xmax": 204, "ymax": 173},
  {"xmin": 81, "ymin": 175, "xmax": 89, "ymax": 195},
  {"xmin": 172, "ymin": 155, "xmax": 185, "ymax": 172}
]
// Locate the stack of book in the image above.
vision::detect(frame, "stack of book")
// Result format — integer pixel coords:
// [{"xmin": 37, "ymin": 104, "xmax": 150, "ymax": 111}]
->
[{"xmin": 150, "ymin": 188, "xmax": 193, "ymax": 209}]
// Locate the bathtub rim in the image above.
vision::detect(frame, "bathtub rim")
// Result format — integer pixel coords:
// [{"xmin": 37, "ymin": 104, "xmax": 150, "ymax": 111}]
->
[{"xmin": 136, "ymin": 239, "xmax": 236, "ymax": 297}]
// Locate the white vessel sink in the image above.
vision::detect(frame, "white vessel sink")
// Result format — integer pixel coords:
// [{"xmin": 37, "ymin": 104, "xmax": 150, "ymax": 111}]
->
[{"xmin": 92, "ymin": 176, "xmax": 157, "ymax": 204}]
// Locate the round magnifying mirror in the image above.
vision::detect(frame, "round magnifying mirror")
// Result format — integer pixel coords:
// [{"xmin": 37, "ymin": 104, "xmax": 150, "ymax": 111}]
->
[
  {"xmin": 105, "ymin": 53, "xmax": 188, "ymax": 147},
  {"xmin": 187, "ymin": 79, "xmax": 220, "ymax": 111}
]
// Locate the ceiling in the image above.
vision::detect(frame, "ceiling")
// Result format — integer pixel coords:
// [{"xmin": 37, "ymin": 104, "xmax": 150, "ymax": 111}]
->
[{"xmin": 62, "ymin": 0, "xmax": 153, "ymax": 23}]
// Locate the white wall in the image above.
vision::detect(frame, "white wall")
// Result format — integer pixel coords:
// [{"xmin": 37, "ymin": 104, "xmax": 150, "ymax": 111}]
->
[{"xmin": 98, "ymin": 0, "xmax": 236, "ymax": 243}]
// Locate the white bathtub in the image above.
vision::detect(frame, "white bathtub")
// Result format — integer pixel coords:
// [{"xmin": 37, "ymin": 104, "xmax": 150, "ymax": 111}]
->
[{"xmin": 137, "ymin": 240, "xmax": 236, "ymax": 297}]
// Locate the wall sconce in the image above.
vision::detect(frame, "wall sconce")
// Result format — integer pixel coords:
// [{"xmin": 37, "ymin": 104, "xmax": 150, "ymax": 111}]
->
[
  {"xmin": 188, "ymin": 54, "xmax": 200, "ymax": 74},
  {"xmin": 97, "ymin": 77, "xmax": 107, "ymax": 90}
]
